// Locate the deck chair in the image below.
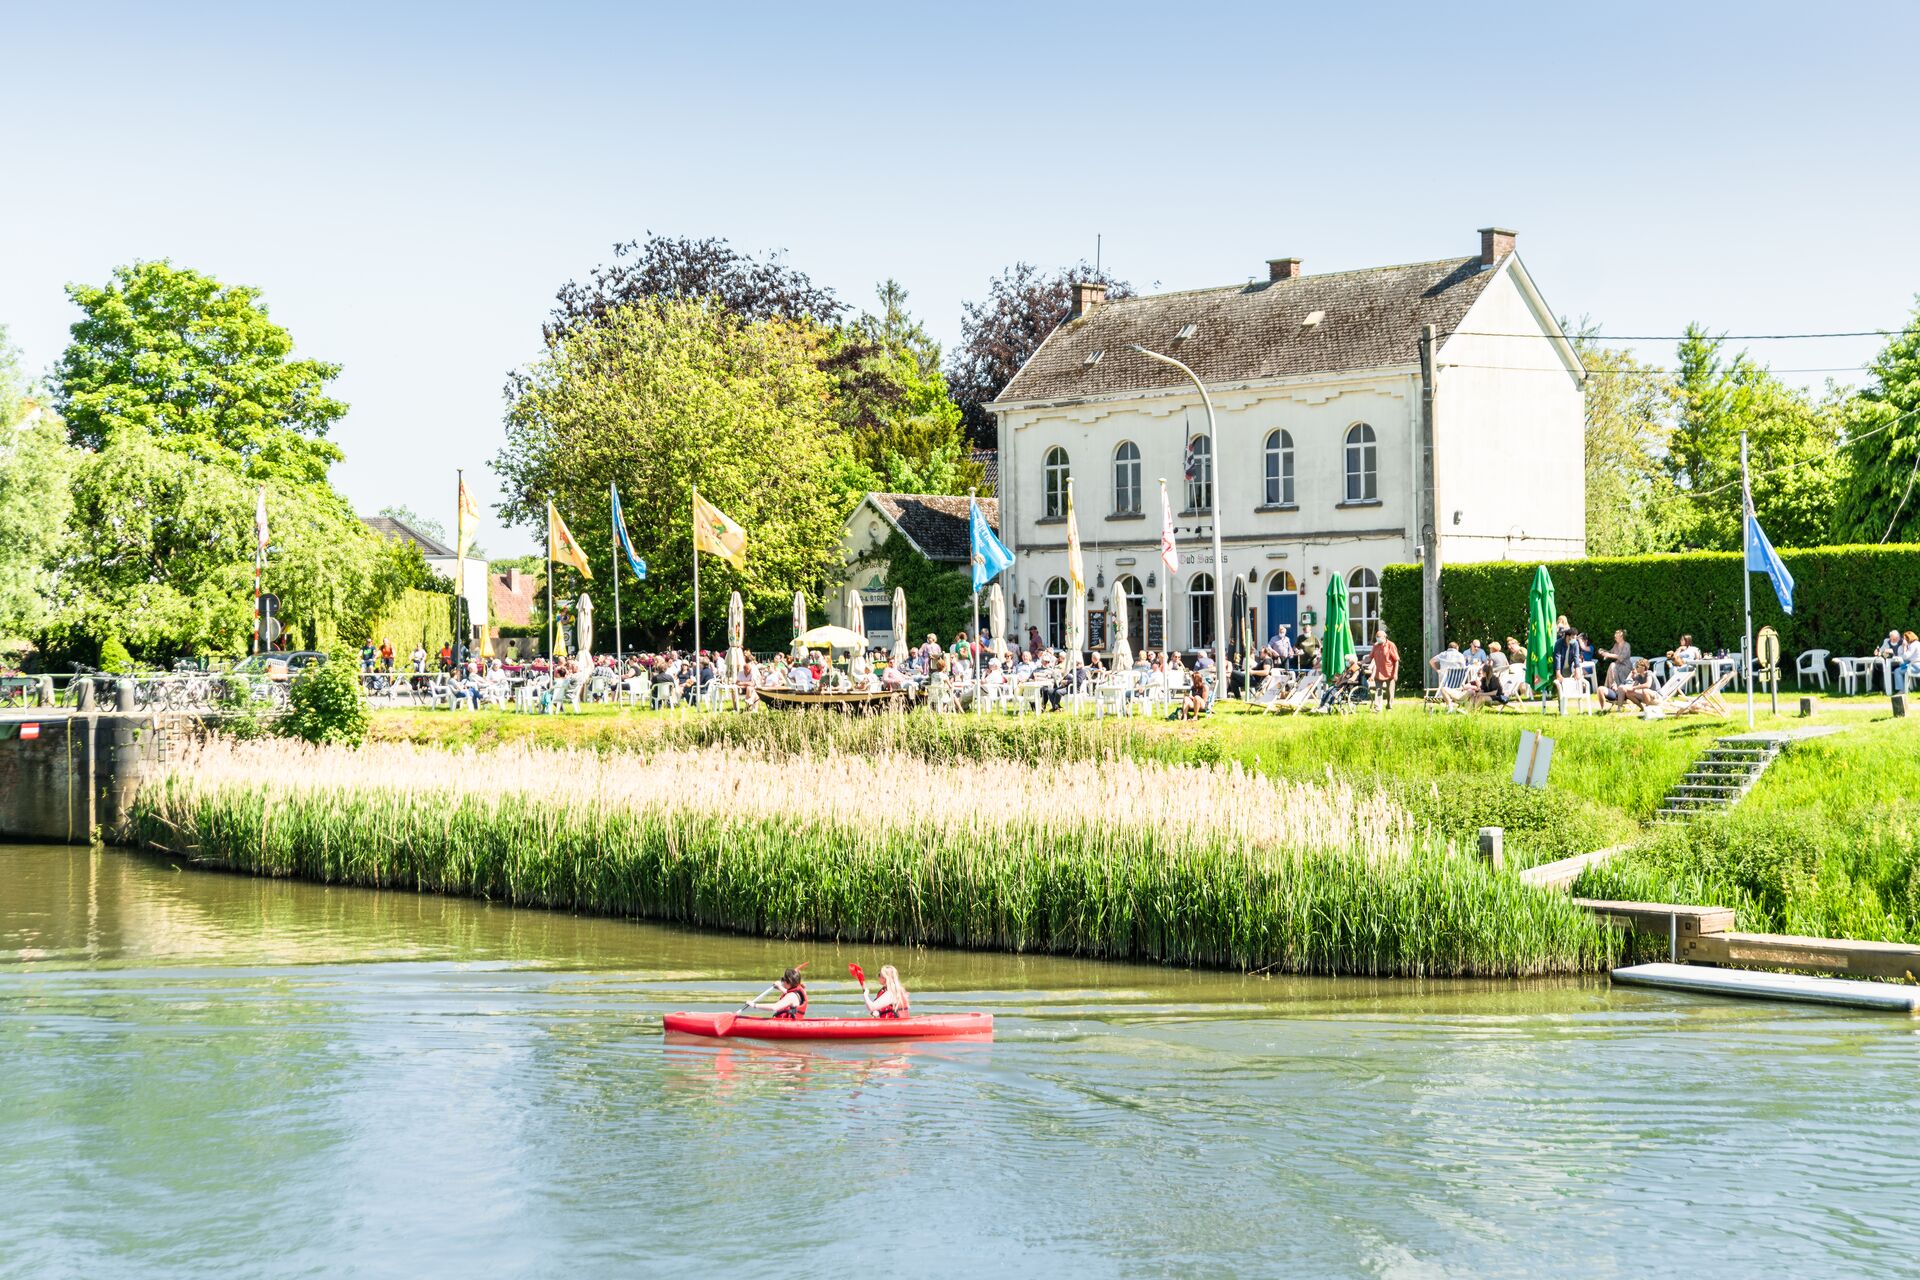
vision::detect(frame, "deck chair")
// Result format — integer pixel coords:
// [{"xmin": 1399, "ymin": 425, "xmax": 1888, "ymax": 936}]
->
[
  {"xmin": 1667, "ymin": 668, "xmax": 1736, "ymax": 717},
  {"xmin": 1424, "ymin": 666, "xmax": 1468, "ymax": 712},
  {"xmin": 1268, "ymin": 672, "xmax": 1322, "ymax": 714}
]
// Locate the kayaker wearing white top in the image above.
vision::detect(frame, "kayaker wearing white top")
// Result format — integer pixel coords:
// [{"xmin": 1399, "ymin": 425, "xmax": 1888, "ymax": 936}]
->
[
  {"xmin": 748, "ymin": 967, "xmax": 808, "ymax": 1019},
  {"xmin": 862, "ymin": 965, "xmax": 910, "ymax": 1019}
]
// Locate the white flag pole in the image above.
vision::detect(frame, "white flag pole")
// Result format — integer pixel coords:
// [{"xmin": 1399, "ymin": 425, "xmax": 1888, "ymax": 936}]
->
[
  {"xmin": 611, "ymin": 482, "xmax": 624, "ymax": 674},
  {"xmin": 1741, "ymin": 431, "xmax": 1755, "ymax": 730},
  {"xmin": 691, "ymin": 488, "xmax": 702, "ymax": 679}
]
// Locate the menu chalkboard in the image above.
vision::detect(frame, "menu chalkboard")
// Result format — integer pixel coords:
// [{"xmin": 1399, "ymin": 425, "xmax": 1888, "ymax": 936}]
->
[
  {"xmin": 1087, "ymin": 609, "xmax": 1108, "ymax": 651},
  {"xmin": 1145, "ymin": 608, "xmax": 1165, "ymax": 652}
]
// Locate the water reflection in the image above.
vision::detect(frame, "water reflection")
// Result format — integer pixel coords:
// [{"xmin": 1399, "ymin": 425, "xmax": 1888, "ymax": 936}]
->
[{"xmin": 2, "ymin": 843, "xmax": 1918, "ymax": 1277}]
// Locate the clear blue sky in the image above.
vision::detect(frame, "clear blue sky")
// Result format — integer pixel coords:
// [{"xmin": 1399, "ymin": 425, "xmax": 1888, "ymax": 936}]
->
[{"xmin": 6, "ymin": 1, "xmax": 1917, "ymax": 554}]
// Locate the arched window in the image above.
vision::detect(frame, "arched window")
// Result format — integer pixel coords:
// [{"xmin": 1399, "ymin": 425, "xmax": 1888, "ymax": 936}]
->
[
  {"xmin": 1264, "ymin": 429, "xmax": 1295, "ymax": 506},
  {"xmin": 1344, "ymin": 423, "xmax": 1377, "ymax": 503},
  {"xmin": 1347, "ymin": 568, "xmax": 1381, "ymax": 647},
  {"xmin": 1185, "ymin": 435, "xmax": 1212, "ymax": 511},
  {"xmin": 1188, "ymin": 572, "xmax": 1215, "ymax": 650},
  {"xmin": 1112, "ymin": 574, "xmax": 1144, "ymax": 654},
  {"xmin": 1043, "ymin": 576, "xmax": 1069, "ymax": 648},
  {"xmin": 1112, "ymin": 441, "xmax": 1141, "ymax": 515},
  {"xmin": 1043, "ymin": 446, "xmax": 1070, "ymax": 518}
]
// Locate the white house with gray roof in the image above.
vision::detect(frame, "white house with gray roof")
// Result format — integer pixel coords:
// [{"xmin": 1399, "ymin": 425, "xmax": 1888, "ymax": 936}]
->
[{"xmin": 988, "ymin": 227, "xmax": 1585, "ymax": 656}]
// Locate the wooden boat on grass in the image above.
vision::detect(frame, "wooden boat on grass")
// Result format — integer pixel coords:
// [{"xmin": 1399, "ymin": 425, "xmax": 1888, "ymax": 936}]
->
[{"xmin": 757, "ymin": 688, "xmax": 911, "ymax": 713}]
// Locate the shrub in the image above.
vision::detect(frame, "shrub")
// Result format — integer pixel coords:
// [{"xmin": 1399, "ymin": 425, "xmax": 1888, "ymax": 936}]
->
[
  {"xmin": 280, "ymin": 654, "xmax": 370, "ymax": 746},
  {"xmin": 98, "ymin": 636, "xmax": 134, "ymax": 673}
]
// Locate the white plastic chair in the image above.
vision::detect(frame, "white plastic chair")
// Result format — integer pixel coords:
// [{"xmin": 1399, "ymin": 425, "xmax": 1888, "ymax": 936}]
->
[
  {"xmin": 1555, "ymin": 676, "xmax": 1596, "ymax": 714},
  {"xmin": 1792, "ymin": 649, "xmax": 1829, "ymax": 690}
]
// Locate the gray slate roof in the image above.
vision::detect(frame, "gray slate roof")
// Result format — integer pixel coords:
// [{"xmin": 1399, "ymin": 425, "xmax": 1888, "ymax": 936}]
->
[
  {"xmin": 362, "ymin": 515, "xmax": 456, "ymax": 558},
  {"xmin": 993, "ymin": 256, "xmax": 1498, "ymax": 405},
  {"xmin": 869, "ymin": 493, "xmax": 998, "ymax": 563}
]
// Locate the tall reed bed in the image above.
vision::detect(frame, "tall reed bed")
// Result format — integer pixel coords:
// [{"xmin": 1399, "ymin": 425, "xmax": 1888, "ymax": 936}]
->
[{"xmin": 132, "ymin": 740, "xmax": 1619, "ymax": 976}]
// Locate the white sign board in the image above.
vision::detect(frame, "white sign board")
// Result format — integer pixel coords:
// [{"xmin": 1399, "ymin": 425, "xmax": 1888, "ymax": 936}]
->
[{"xmin": 1513, "ymin": 730, "xmax": 1554, "ymax": 789}]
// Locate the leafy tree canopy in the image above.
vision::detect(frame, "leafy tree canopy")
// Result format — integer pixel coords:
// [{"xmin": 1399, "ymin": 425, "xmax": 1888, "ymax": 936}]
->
[
  {"xmin": 1833, "ymin": 301, "xmax": 1920, "ymax": 544},
  {"xmin": 547, "ymin": 233, "xmax": 845, "ymax": 339},
  {"xmin": 824, "ymin": 281, "xmax": 981, "ymax": 496},
  {"xmin": 947, "ymin": 261, "xmax": 1133, "ymax": 446},
  {"xmin": 495, "ymin": 298, "xmax": 852, "ymax": 650},
  {"xmin": 56, "ymin": 261, "xmax": 347, "ymax": 485},
  {"xmin": 1572, "ymin": 328, "xmax": 1681, "ymax": 557},
  {"xmin": 1665, "ymin": 325, "xmax": 1845, "ymax": 549},
  {"xmin": 0, "ymin": 327, "xmax": 79, "ymax": 640}
]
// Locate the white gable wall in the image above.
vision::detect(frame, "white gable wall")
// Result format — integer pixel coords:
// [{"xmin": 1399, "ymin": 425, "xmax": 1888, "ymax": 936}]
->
[{"xmin": 1432, "ymin": 261, "xmax": 1586, "ymax": 563}]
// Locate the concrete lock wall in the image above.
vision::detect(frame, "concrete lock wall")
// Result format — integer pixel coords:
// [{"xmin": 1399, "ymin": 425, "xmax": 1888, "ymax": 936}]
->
[{"xmin": 0, "ymin": 713, "xmax": 173, "ymax": 844}]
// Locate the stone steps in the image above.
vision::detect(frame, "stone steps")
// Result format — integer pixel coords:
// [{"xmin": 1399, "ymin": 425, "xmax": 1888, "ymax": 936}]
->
[{"xmin": 1653, "ymin": 737, "xmax": 1784, "ymax": 822}]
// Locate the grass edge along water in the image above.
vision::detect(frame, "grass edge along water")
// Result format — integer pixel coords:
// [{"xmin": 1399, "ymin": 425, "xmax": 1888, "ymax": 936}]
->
[{"xmin": 129, "ymin": 739, "xmax": 1620, "ymax": 977}]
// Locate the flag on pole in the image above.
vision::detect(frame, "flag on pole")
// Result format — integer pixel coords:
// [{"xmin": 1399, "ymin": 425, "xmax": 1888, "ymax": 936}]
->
[
  {"xmin": 610, "ymin": 482, "xmax": 648, "ymax": 582},
  {"xmin": 456, "ymin": 477, "xmax": 480, "ymax": 562},
  {"xmin": 1745, "ymin": 510, "xmax": 1795, "ymax": 614},
  {"xmin": 968, "ymin": 497, "xmax": 1014, "ymax": 591},
  {"xmin": 254, "ymin": 486, "xmax": 269, "ymax": 560},
  {"xmin": 548, "ymin": 501, "xmax": 593, "ymax": 578},
  {"xmin": 1158, "ymin": 479, "xmax": 1178, "ymax": 579},
  {"xmin": 692, "ymin": 491, "xmax": 747, "ymax": 570},
  {"xmin": 1065, "ymin": 479, "xmax": 1084, "ymax": 595}
]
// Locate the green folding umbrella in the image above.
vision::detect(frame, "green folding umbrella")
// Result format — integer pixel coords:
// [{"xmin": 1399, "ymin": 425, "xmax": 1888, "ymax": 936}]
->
[
  {"xmin": 1322, "ymin": 572, "xmax": 1354, "ymax": 679},
  {"xmin": 1526, "ymin": 565, "xmax": 1558, "ymax": 690}
]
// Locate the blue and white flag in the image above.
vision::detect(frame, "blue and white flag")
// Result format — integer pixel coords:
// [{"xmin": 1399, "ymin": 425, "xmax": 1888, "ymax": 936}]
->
[
  {"xmin": 969, "ymin": 497, "xmax": 1014, "ymax": 592},
  {"xmin": 1745, "ymin": 511, "xmax": 1793, "ymax": 614},
  {"xmin": 610, "ymin": 482, "xmax": 648, "ymax": 582}
]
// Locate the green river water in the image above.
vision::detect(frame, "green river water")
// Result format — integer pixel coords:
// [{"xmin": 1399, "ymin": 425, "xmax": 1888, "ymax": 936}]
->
[{"xmin": 3, "ymin": 842, "xmax": 1917, "ymax": 1278}]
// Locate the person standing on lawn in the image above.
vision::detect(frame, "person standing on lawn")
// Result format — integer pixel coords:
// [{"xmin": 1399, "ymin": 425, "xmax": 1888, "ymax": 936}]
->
[{"xmin": 1368, "ymin": 626, "xmax": 1400, "ymax": 710}]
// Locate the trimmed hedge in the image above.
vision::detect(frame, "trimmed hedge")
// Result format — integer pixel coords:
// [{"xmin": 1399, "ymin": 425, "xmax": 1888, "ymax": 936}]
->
[
  {"xmin": 1382, "ymin": 544, "xmax": 1920, "ymax": 687},
  {"xmin": 366, "ymin": 587, "xmax": 454, "ymax": 653}
]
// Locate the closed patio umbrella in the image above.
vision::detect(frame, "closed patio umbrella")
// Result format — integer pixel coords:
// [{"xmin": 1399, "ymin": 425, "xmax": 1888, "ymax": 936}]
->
[
  {"xmin": 791, "ymin": 591, "xmax": 808, "ymax": 662},
  {"xmin": 891, "ymin": 587, "xmax": 909, "ymax": 666},
  {"xmin": 988, "ymin": 582, "xmax": 1007, "ymax": 662},
  {"xmin": 1526, "ymin": 564, "xmax": 1558, "ymax": 691},
  {"xmin": 1322, "ymin": 572, "xmax": 1354, "ymax": 679},
  {"xmin": 1108, "ymin": 583, "xmax": 1129, "ymax": 667},
  {"xmin": 1067, "ymin": 584, "xmax": 1086, "ymax": 659},
  {"xmin": 845, "ymin": 586, "xmax": 867, "ymax": 677},
  {"xmin": 727, "ymin": 590, "xmax": 745, "ymax": 671}
]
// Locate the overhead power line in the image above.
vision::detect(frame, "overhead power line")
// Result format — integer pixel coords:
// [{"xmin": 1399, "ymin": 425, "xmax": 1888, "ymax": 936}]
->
[{"xmin": 1444, "ymin": 327, "xmax": 1919, "ymax": 342}]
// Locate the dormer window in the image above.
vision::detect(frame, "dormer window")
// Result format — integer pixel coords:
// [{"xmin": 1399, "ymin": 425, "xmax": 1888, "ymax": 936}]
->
[
  {"xmin": 1174, "ymin": 323, "xmax": 1197, "ymax": 341},
  {"xmin": 1083, "ymin": 349, "xmax": 1104, "ymax": 366}
]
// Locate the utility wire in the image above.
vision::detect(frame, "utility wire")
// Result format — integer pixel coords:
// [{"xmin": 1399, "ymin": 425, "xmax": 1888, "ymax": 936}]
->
[
  {"xmin": 1688, "ymin": 408, "xmax": 1917, "ymax": 500},
  {"xmin": 1443, "ymin": 327, "xmax": 1919, "ymax": 342},
  {"xmin": 1881, "ymin": 444, "xmax": 1920, "ymax": 543}
]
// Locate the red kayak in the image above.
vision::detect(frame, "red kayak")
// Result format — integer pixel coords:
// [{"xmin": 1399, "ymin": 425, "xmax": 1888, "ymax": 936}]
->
[{"xmin": 663, "ymin": 1011, "xmax": 993, "ymax": 1041}]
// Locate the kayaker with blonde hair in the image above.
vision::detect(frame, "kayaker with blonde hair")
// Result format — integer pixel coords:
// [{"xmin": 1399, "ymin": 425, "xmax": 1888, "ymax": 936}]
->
[
  {"xmin": 861, "ymin": 964, "xmax": 910, "ymax": 1019},
  {"xmin": 748, "ymin": 967, "xmax": 808, "ymax": 1019}
]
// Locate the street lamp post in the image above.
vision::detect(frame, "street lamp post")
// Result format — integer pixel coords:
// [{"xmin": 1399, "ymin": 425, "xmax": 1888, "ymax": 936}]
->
[{"xmin": 1129, "ymin": 344, "xmax": 1227, "ymax": 699}]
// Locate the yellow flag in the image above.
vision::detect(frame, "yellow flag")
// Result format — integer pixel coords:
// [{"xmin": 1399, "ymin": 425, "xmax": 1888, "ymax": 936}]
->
[
  {"xmin": 692, "ymin": 491, "xmax": 747, "ymax": 570},
  {"xmin": 548, "ymin": 501, "xmax": 592, "ymax": 578},
  {"xmin": 456, "ymin": 478, "xmax": 480, "ymax": 562},
  {"xmin": 1065, "ymin": 479, "xmax": 1085, "ymax": 594}
]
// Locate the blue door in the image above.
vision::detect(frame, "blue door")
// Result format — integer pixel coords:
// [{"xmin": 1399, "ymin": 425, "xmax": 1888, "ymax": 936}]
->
[{"xmin": 1266, "ymin": 590, "xmax": 1297, "ymax": 643}]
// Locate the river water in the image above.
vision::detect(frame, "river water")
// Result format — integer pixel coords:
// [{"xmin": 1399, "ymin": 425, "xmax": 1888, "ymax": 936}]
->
[{"xmin": 2, "ymin": 843, "xmax": 1916, "ymax": 1278}]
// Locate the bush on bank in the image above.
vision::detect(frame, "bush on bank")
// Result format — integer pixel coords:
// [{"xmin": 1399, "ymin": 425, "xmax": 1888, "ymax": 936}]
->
[{"xmin": 1382, "ymin": 543, "xmax": 1920, "ymax": 688}]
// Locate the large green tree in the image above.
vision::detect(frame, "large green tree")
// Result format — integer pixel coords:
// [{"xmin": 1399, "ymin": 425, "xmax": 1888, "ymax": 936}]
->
[
  {"xmin": 48, "ymin": 262, "xmax": 406, "ymax": 660},
  {"xmin": 56, "ymin": 261, "xmax": 347, "ymax": 484},
  {"xmin": 826, "ymin": 281, "xmax": 981, "ymax": 495},
  {"xmin": 495, "ymin": 298, "xmax": 851, "ymax": 648},
  {"xmin": 0, "ymin": 328, "xmax": 79, "ymax": 642},
  {"xmin": 1574, "ymin": 331, "xmax": 1680, "ymax": 556},
  {"xmin": 1666, "ymin": 326, "xmax": 1844, "ymax": 548},
  {"xmin": 1833, "ymin": 301, "xmax": 1920, "ymax": 544}
]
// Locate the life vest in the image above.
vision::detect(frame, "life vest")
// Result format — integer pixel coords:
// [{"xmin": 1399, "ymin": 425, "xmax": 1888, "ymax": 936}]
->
[
  {"xmin": 772, "ymin": 983, "xmax": 807, "ymax": 1019},
  {"xmin": 871, "ymin": 985, "xmax": 907, "ymax": 1019}
]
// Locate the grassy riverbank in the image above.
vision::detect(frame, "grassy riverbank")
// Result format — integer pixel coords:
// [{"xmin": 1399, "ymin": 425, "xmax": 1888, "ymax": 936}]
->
[
  {"xmin": 131, "ymin": 739, "xmax": 1622, "ymax": 977},
  {"xmin": 1575, "ymin": 719, "xmax": 1920, "ymax": 944}
]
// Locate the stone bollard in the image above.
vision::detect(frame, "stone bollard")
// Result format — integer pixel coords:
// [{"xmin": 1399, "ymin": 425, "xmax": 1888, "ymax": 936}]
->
[
  {"xmin": 36, "ymin": 676, "xmax": 54, "ymax": 707},
  {"xmin": 1477, "ymin": 826, "xmax": 1504, "ymax": 872},
  {"xmin": 116, "ymin": 678, "xmax": 136, "ymax": 712},
  {"xmin": 1894, "ymin": 694, "xmax": 1908, "ymax": 719},
  {"xmin": 1798, "ymin": 696, "xmax": 1814, "ymax": 718},
  {"xmin": 75, "ymin": 678, "xmax": 96, "ymax": 712}
]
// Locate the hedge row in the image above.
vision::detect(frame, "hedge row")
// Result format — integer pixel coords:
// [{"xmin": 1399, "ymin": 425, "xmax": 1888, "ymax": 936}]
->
[
  {"xmin": 365, "ymin": 587, "xmax": 455, "ymax": 653},
  {"xmin": 1381, "ymin": 544, "xmax": 1920, "ymax": 687}
]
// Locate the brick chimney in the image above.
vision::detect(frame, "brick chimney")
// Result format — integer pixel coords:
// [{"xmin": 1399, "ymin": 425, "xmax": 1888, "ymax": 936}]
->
[
  {"xmin": 1069, "ymin": 281, "xmax": 1107, "ymax": 319},
  {"xmin": 1267, "ymin": 257, "xmax": 1303, "ymax": 281},
  {"xmin": 1478, "ymin": 227, "xmax": 1517, "ymax": 266}
]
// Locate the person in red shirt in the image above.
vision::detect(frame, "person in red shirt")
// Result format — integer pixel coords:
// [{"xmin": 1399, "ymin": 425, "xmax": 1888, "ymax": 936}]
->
[{"xmin": 1368, "ymin": 625, "xmax": 1401, "ymax": 710}]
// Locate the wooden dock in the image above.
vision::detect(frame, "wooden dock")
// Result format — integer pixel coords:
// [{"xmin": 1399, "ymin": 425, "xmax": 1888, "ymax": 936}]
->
[
  {"xmin": 1613, "ymin": 963, "xmax": 1920, "ymax": 1013},
  {"xmin": 1682, "ymin": 931, "xmax": 1920, "ymax": 981}
]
